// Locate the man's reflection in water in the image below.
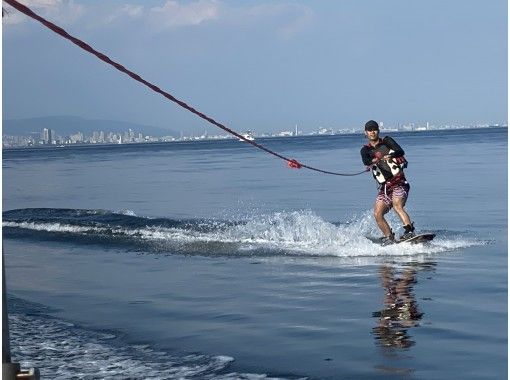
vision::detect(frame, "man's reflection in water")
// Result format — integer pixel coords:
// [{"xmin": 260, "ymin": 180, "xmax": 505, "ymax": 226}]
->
[{"xmin": 372, "ymin": 263, "xmax": 427, "ymax": 350}]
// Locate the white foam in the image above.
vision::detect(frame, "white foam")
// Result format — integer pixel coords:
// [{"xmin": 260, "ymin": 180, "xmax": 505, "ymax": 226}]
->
[
  {"xmin": 3, "ymin": 210, "xmax": 485, "ymax": 258},
  {"xmin": 3, "ymin": 221, "xmax": 107, "ymax": 234},
  {"xmin": 9, "ymin": 309, "xmax": 299, "ymax": 380},
  {"xmin": 117, "ymin": 209, "xmax": 137, "ymax": 216}
]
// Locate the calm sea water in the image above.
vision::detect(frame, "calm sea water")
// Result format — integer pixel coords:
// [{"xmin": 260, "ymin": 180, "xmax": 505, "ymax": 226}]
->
[{"xmin": 3, "ymin": 128, "xmax": 507, "ymax": 379}]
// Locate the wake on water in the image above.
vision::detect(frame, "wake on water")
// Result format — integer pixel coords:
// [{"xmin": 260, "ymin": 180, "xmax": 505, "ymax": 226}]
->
[
  {"xmin": 3, "ymin": 208, "xmax": 487, "ymax": 378},
  {"xmin": 3, "ymin": 208, "xmax": 482, "ymax": 258},
  {"xmin": 8, "ymin": 296, "xmax": 304, "ymax": 380}
]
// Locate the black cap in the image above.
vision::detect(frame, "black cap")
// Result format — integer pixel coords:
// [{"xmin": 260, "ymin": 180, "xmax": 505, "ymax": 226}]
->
[{"xmin": 364, "ymin": 120, "xmax": 379, "ymax": 131}]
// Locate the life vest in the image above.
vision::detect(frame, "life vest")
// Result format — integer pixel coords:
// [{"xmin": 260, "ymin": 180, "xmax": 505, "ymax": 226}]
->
[{"xmin": 367, "ymin": 140, "xmax": 408, "ymax": 184}]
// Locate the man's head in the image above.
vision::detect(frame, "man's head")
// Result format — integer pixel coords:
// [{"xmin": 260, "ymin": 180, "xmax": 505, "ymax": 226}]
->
[{"xmin": 364, "ymin": 120, "xmax": 380, "ymax": 141}]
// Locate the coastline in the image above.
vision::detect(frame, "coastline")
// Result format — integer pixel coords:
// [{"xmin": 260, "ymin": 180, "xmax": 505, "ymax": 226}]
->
[{"xmin": 2, "ymin": 125, "xmax": 506, "ymax": 152}]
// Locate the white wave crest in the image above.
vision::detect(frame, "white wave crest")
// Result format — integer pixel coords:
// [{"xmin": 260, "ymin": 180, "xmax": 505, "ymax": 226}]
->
[
  {"xmin": 3, "ymin": 221, "xmax": 108, "ymax": 234},
  {"xmin": 117, "ymin": 209, "xmax": 137, "ymax": 216},
  {"xmin": 3, "ymin": 210, "xmax": 485, "ymax": 258}
]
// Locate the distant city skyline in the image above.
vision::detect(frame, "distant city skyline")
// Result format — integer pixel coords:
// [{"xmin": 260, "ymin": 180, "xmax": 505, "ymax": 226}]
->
[
  {"xmin": 3, "ymin": 1, "xmax": 507, "ymax": 135},
  {"xmin": 3, "ymin": 121, "xmax": 505, "ymax": 149}
]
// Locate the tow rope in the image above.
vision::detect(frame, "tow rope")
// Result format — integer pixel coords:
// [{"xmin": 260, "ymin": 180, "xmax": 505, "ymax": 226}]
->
[{"xmin": 4, "ymin": 0, "xmax": 368, "ymax": 177}]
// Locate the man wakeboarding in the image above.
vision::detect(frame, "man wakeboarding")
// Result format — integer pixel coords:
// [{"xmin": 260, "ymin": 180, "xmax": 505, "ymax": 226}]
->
[{"xmin": 360, "ymin": 120, "xmax": 416, "ymax": 245}]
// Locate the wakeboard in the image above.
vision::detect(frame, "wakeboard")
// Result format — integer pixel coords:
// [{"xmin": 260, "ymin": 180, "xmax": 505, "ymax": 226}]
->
[
  {"xmin": 367, "ymin": 233, "xmax": 436, "ymax": 245},
  {"xmin": 397, "ymin": 233, "xmax": 436, "ymax": 244}
]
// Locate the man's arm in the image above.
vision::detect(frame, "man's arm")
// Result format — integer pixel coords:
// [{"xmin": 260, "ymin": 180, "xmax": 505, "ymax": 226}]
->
[
  {"xmin": 383, "ymin": 136, "xmax": 405, "ymax": 158},
  {"xmin": 360, "ymin": 146, "xmax": 374, "ymax": 166}
]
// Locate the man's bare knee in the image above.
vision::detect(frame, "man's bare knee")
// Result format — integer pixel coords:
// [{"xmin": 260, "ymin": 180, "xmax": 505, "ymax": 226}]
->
[
  {"xmin": 374, "ymin": 203, "xmax": 389, "ymax": 220},
  {"xmin": 393, "ymin": 203, "xmax": 404, "ymax": 212},
  {"xmin": 393, "ymin": 198, "xmax": 407, "ymax": 210}
]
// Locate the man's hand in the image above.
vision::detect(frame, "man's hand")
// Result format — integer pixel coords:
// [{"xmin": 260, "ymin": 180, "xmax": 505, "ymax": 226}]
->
[{"xmin": 372, "ymin": 152, "xmax": 393, "ymax": 164}]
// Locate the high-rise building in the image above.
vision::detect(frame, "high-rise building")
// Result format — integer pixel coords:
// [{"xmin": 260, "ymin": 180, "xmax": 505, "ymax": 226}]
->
[
  {"xmin": 70, "ymin": 132, "xmax": 84, "ymax": 143},
  {"xmin": 42, "ymin": 128, "xmax": 52, "ymax": 144}
]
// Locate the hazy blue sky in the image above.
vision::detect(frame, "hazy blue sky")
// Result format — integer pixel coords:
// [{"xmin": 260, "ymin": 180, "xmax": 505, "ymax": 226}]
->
[{"xmin": 3, "ymin": 0, "xmax": 507, "ymax": 134}]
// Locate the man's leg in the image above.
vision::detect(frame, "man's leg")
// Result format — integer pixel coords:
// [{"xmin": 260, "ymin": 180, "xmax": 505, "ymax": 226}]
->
[
  {"xmin": 374, "ymin": 200, "xmax": 393, "ymax": 237},
  {"xmin": 392, "ymin": 196, "xmax": 411, "ymax": 226},
  {"xmin": 393, "ymin": 194, "xmax": 415, "ymax": 239}
]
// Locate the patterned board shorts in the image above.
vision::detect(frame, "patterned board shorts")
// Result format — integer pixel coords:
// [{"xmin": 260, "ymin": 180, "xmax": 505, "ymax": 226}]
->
[{"xmin": 376, "ymin": 182, "xmax": 410, "ymax": 208}]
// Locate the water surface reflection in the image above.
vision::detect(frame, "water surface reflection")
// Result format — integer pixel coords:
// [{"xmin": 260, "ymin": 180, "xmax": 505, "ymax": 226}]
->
[{"xmin": 372, "ymin": 261, "xmax": 437, "ymax": 376}]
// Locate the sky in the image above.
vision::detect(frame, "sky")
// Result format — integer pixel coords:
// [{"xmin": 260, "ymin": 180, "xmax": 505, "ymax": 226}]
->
[{"xmin": 2, "ymin": 0, "xmax": 508, "ymax": 134}]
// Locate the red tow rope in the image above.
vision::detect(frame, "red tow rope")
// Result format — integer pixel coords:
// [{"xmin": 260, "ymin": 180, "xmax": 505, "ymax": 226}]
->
[{"xmin": 4, "ymin": 0, "xmax": 368, "ymax": 177}]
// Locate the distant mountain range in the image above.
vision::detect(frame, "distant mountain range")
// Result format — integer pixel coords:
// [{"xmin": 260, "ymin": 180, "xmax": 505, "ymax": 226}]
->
[{"xmin": 3, "ymin": 116, "xmax": 178, "ymax": 137}]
